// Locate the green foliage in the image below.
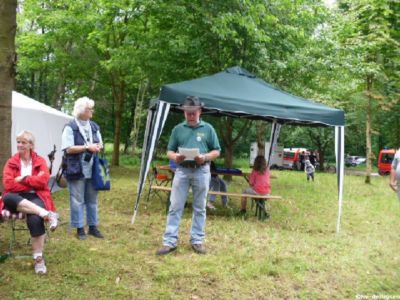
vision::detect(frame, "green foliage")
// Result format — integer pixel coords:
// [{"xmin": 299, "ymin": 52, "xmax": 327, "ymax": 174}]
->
[
  {"xmin": 332, "ymin": 0, "xmax": 400, "ymax": 158},
  {"xmin": 14, "ymin": 0, "xmax": 399, "ymax": 167},
  {"xmin": 0, "ymin": 168, "xmax": 399, "ymax": 298}
]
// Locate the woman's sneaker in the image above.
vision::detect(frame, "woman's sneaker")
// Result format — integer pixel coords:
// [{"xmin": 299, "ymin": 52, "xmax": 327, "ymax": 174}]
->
[
  {"xmin": 46, "ymin": 212, "xmax": 59, "ymax": 231},
  {"xmin": 34, "ymin": 256, "xmax": 47, "ymax": 274}
]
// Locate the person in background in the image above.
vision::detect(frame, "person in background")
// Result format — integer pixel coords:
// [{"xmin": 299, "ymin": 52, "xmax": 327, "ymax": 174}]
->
[
  {"xmin": 61, "ymin": 97, "xmax": 104, "ymax": 240},
  {"xmin": 239, "ymin": 155, "xmax": 271, "ymax": 214},
  {"xmin": 1, "ymin": 130, "xmax": 58, "ymax": 274},
  {"xmin": 299, "ymin": 151, "xmax": 305, "ymax": 171},
  {"xmin": 389, "ymin": 148, "xmax": 400, "ymax": 200},
  {"xmin": 207, "ymin": 161, "xmax": 229, "ymax": 210},
  {"xmin": 309, "ymin": 151, "xmax": 317, "ymax": 168},
  {"xmin": 156, "ymin": 96, "xmax": 221, "ymax": 256},
  {"xmin": 304, "ymin": 159, "xmax": 315, "ymax": 182}
]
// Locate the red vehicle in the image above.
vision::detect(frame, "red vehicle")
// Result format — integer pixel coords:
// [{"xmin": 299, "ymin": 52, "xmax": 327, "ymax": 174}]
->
[
  {"xmin": 378, "ymin": 149, "xmax": 396, "ymax": 176},
  {"xmin": 283, "ymin": 148, "xmax": 308, "ymax": 170}
]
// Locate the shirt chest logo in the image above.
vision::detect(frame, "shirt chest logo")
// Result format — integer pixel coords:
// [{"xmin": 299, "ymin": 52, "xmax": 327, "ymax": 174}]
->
[{"xmin": 196, "ymin": 133, "xmax": 205, "ymax": 142}]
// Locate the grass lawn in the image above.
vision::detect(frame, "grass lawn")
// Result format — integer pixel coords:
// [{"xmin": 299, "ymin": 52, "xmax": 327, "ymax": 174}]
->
[{"xmin": 1, "ymin": 167, "xmax": 399, "ymax": 299}]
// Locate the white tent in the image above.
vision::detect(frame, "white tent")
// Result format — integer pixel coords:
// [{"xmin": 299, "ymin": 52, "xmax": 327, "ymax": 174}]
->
[{"xmin": 11, "ymin": 91, "xmax": 73, "ymax": 180}]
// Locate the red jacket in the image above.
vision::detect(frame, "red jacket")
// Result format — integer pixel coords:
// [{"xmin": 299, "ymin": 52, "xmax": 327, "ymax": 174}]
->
[{"xmin": 1, "ymin": 151, "xmax": 56, "ymax": 212}]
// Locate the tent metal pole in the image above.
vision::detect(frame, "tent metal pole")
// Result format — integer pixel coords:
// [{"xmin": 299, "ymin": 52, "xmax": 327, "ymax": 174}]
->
[
  {"xmin": 335, "ymin": 126, "xmax": 345, "ymax": 233},
  {"xmin": 267, "ymin": 120, "xmax": 281, "ymax": 168}
]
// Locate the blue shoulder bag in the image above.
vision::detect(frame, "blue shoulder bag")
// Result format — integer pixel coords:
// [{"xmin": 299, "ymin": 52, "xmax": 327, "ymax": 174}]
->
[{"xmin": 92, "ymin": 152, "xmax": 111, "ymax": 191}]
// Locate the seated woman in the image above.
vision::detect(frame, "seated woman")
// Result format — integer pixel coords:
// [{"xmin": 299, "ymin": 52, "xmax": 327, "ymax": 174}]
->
[
  {"xmin": 239, "ymin": 155, "xmax": 271, "ymax": 214},
  {"xmin": 207, "ymin": 161, "xmax": 228, "ymax": 209},
  {"xmin": 1, "ymin": 130, "xmax": 58, "ymax": 275}
]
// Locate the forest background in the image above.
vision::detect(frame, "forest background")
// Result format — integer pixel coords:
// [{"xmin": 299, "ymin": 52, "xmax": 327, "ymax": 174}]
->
[{"xmin": 2, "ymin": 0, "xmax": 400, "ymax": 177}]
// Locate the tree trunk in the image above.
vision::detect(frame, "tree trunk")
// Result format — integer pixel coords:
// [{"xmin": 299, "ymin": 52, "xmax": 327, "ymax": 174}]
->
[
  {"xmin": 130, "ymin": 79, "xmax": 147, "ymax": 155},
  {"xmin": 0, "ymin": 0, "xmax": 17, "ymax": 191},
  {"xmin": 219, "ymin": 117, "xmax": 252, "ymax": 181},
  {"xmin": 365, "ymin": 76, "xmax": 373, "ymax": 184},
  {"xmin": 111, "ymin": 77, "xmax": 125, "ymax": 167},
  {"xmin": 318, "ymin": 151, "xmax": 325, "ymax": 171},
  {"xmin": 220, "ymin": 118, "xmax": 233, "ymax": 181},
  {"xmin": 224, "ymin": 146, "xmax": 233, "ymax": 175},
  {"xmin": 30, "ymin": 71, "xmax": 35, "ymax": 96},
  {"xmin": 123, "ymin": 96, "xmax": 136, "ymax": 154},
  {"xmin": 306, "ymin": 128, "xmax": 332, "ymax": 171},
  {"xmin": 256, "ymin": 121, "xmax": 267, "ymax": 156},
  {"xmin": 51, "ymin": 73, "xmax": 65, "ymax": 110},
  {"xmin": 396, "ymin": 114, "xmax": 400, "ymax": 148},
  {"xmin": 51, "ymin": 43, "xmax": 72, "ymax": 109}
]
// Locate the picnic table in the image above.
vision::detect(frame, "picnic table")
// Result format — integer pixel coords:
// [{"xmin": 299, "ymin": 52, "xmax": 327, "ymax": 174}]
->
[
  {"xmin": 148, "ymin": 164, "xmax": 281, "ymax": 220},
  {"xmin": 157, "ymin": 164, "xmax": 276, "ymax": 182}
]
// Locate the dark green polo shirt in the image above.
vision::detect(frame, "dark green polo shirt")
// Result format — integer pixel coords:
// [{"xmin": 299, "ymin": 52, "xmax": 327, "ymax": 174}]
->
[{"xmin": 167, "ymin": 120, "xmax": 221, "ymax": 156}]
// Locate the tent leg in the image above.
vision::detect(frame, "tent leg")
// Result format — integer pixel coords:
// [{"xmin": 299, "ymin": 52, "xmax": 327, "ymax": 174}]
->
[
  {"xmin": 335, "ymin": 126, "xmax": 345, "ymax": 233},
  {"xmin": 267, "ymin": 121, "xmax": 282, "ymax": 167}
]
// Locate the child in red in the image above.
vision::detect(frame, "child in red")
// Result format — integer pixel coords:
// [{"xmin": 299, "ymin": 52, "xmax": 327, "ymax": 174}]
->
[{"xmin": 240, "ymin": 155, "xmax": 271, "ymax": 214}]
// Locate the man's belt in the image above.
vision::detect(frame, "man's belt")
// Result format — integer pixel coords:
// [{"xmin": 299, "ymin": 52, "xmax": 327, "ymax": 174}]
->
[{"xmin": 179, "ymin": 161, "xmax": 209, "ymax": 168}]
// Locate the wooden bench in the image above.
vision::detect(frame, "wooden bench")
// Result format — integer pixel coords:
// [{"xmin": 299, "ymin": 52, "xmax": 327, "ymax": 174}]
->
[{"xmin": 149, "ymin": 185, "xmax": 282, "ymax": 220}]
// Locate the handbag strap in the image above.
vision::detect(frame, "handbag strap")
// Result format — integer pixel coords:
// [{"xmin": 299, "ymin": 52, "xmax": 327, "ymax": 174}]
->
[{"xmin": 74, "ymin": 119, "xmax": 91, "ymax": 146}]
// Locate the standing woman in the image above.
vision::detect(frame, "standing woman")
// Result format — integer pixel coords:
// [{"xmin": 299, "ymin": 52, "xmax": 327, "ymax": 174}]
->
[
  {"xmin": 1, "ymin": 130, "xmax": 58, "ymax": 274},
  {"xmin": 61, "ymin": 97, "xmax": 104, "ymax": 240}
]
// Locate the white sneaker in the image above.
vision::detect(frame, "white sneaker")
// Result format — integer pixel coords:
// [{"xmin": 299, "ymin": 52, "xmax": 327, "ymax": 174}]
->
[
  {"xmin": 46, "ymin": 212, "xmax": 59, "ymax": 231},
  {"xmin": 34, "ymin": 256, "xmax": 47, "ymax": 274},
  {"xmin": 206, "ymin": 202, "xmax": 216, "ymax": 210}
]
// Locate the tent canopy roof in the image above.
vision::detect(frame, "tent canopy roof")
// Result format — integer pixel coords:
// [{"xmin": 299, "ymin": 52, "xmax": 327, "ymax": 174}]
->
[{"xmin": 157, "ymin": 66, "xmax": 344, "ymax": 127}]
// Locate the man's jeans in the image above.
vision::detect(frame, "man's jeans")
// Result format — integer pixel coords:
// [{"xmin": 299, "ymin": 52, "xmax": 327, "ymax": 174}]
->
[
  {"xmin": 163, "ymin": 164, "xmax": 211, "ymax": 247},
  {"xmin": 68, "ymin": 178, "xmax": 99, "ymax": 228}
]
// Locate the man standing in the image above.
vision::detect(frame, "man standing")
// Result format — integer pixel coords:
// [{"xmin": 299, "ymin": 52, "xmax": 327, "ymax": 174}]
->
[{"xmin": 156, "ymin": 96, "xmax": 221, "ymax": 255}]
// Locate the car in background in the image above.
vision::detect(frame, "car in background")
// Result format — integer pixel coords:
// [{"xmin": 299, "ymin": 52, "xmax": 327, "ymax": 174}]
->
[
  {"xmin": 345, "ymin": 155, "xmax": 366, "ymax": 167},
  {"xmin": 378, "ymin": 149, "xmax": 395, "ymax": 176}
]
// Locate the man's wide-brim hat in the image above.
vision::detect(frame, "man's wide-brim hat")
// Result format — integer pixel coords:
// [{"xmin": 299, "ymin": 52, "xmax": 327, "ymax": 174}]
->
[{"xmin": 178, "ymin": 96, "xmax": 204, "ymax": 111}]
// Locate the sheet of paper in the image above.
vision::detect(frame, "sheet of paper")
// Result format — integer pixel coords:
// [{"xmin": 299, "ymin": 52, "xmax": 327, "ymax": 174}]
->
[{"xmin": 178, "ymin": 147, "xmax": 200, "ymax": 160}]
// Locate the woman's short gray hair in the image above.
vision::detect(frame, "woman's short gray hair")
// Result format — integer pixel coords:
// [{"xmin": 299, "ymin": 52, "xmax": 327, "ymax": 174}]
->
[
  {"xmin": 73, "ymin": 96, "xmax": 95, "ymax": 118},
  {"xmin": 16, "ymin": 130, "xmax": 35, "ymax": 148}
]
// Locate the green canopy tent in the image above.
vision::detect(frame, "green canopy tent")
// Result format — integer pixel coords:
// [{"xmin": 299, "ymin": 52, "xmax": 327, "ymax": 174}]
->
[{"xmin": 132, "ymin": 67, "xmax": 345, "ymax": 232}]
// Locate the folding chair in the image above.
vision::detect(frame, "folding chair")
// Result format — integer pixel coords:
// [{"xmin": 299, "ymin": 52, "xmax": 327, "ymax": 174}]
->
[
  {"xmin": 1, "ymin": 207, "xmax": 30, "ymax": 259},
  {"xmin": 146, "ymin": 166, "xmax": 173, "ymax": 202},
  {"xmin": 1, "ymin": 208, "xmax": 54, "ymax": 260}
]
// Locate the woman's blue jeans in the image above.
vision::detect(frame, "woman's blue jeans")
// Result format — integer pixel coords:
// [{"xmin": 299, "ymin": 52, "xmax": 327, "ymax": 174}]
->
[
  {"xmin": 163, "ymin": 164, "xmax": 211, "ymax": 247},
  {"xmin": 68, "ymin": 178, "xmax": 99, "ymax": 228}
]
